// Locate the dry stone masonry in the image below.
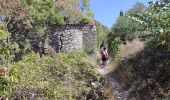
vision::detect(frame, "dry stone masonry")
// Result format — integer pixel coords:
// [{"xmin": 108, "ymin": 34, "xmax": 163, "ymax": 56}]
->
[{"xmin": 47, "ymin": 24, "xmax": 97, "ymax": 53}]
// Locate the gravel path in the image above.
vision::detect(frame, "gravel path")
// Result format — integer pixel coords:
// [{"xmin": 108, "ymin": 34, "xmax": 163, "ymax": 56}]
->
[{"xmin": 97, "ymin": 66, "xmax": 131, "ymax": 100}]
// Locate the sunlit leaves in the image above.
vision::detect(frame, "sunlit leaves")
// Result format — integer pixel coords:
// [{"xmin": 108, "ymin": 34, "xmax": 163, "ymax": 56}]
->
[
  {"xmin": 112, "ymin": 2, "xmax": 146, "ymax": 41},
  {"xmin": 0, "ymin": 0, "xmax": 29, "ymax": 20},
  {"xmin": 0, "ymin": 22, "xmax": 9, "ymax": 41},
  {"xmin": 130, "ymin": 1, "xmax": 170, "ymax": 49},
  {"xmin": 94, "ymin": 20, "xmax": 108, "ymax": 44},
  {"xmin": 1, "ymin": 0, "xmax": 93, "ymax": 25},
  {"xmin": 0, "ymin": 29, "xmax": 9, "ymax": 41}
]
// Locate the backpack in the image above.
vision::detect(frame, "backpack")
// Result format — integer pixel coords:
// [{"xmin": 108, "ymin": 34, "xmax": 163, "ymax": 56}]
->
[{"xmin": 102, "ymin": 51, "xmax": 108, "ymax": 60}]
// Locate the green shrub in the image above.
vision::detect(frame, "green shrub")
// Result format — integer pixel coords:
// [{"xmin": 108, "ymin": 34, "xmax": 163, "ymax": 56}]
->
[
  {"xmin": 108, "ymin": 36, "xmax": 123, "ymax": 59},
  {"xmin": 0, "ymin": 78, "xmax": 9, "ymax": 98},
  {"xmin": 6, "ymin": 52, "xmax": 101, "ymax": 99},
  {"xmin": 115, "ymin": 60, "xmax": 139, "ymax": 87},
  {"xmin": 78, "ymin": 16, "xmax": 94, "ymax": 24}
]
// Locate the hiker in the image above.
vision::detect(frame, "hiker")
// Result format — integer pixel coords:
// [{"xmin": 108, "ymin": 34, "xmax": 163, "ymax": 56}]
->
[{"xmin": 100, "ymin": 47, "xmax": 108, "ymax": 66}]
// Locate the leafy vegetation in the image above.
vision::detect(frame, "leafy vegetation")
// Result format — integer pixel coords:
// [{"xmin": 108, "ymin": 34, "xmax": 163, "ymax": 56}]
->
[
  {"xmin": 107, "ymin": 33, "xmax": 123, "ymax": 59},
  {"xmin": 0, "ymin": 0, "xmax": 113, "ymax": 99},
  {"xmin": 0, "ymin": 22, "xmax": 10, "ymax": 68},
  {"xmin": 115, "ymin": 45, "xmax": 170, "ymax": 99},
  {"xmin": 108, "ymin": 1, "xmax": 170, "ymax": 99},
  {"xmin": 111, "ymin": 2, "xmax": 146, "ymax": 43},
  {"xmin": 0, "ymin": 0, "xmax": 95, "ymax": 58},
  {"xmin": 1, "ymin": 0, "xmax": 170, "ymax": 99},
  {"xmin": 94, "ymin": 21, "xmax": 109, "ymax": 47},
  {"xmin": 107, "ymin": 2, "xmax": 146, "ymax": 60},
  {"xmin": 0, "ymin": 52, "xmax": 110, "ymax": 99},
  {"xmin": 130, "ymin": 1, "xmax": 170, "ymax": 49}
]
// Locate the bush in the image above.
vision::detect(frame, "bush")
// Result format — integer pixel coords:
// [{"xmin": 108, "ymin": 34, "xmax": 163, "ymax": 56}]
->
[
  {"xmin": 78, "ymin": 16, "xmax": 94, "ymax": 25},
  {"xmin": 107, "ymin": 36, "xmax": 123, "ymax": 59},
  {"xmin": 115, "ymin": 44, "xmax": 170, "ymax": 99},
  {"xmin": 0, "ymin": 52, "xmax": 109, "ymax": 99}
]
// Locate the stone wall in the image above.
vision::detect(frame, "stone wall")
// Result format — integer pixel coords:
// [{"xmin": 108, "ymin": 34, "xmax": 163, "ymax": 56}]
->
[
  {"xmin": 47, "ymin": 24, "xmax": 97, "ymax": 53},
  {"xmin": 83, "ymin": 25, "xmax": 97, "ymax": 54}
]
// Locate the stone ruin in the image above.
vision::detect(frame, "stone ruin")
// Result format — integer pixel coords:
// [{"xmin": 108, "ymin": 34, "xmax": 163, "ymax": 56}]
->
[{"xmin": 45, "ymin": 24, "xmax": 97, "ymax": 53}]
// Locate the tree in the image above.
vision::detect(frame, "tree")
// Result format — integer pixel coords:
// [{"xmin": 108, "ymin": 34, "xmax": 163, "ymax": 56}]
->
[
  {"xmin": 0, "ymin": 0, "xmax": 94, "ymax": 57},
  {"xmin": 119, "ymin": 11, "xmax": 124, "ymax": 16},
  {"xmin": 130, "ymin": 1, "xmax": 170, "ymax": 49},
  {"xmin": 94, "ymin": 20, "xmax": 109, "ymax": 47},
  {"xmin": 160, "ymin": 0, "xmax": 170, "ymax": 3},
  {"xmin": 111, "ymin": 2, "xmax": 146, "ymax": 42}
]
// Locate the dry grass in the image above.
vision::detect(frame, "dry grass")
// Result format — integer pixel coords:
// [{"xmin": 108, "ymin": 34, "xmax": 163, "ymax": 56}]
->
[
  {"xmin": 44, "ymin": 45, "xmax": 58, "ymax": 58},
  {"xmin": 117, "ymin": 39, "xmax": 145, "ymax": 59},
  {"xmin": 0, "ymin": 67, "xmax": 8, "ymax": 78}
]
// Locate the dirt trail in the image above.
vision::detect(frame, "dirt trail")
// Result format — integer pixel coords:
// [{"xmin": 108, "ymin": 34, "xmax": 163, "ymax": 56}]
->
[
  {"xmin": 94, "ymin": 39, "xmax": 145, "ymax": 100},
  {"xmin": 96, "ymin": 63, "xmax": 130, "ymax": 100}
]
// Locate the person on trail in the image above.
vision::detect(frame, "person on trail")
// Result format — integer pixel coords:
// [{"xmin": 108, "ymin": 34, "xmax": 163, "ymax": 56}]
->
[{"xmin": 101, "ymin": 47, "xmax": 108, "ymax": 67}]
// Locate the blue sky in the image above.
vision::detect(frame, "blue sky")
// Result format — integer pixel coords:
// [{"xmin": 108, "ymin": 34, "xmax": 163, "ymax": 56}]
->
[{"xmin": 90, "ymin": 0, "xmax": 153, "ymax": 28}]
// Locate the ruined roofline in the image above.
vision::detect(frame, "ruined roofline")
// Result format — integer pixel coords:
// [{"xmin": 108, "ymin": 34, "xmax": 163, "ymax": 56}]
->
[
  {"xmin": 47, "ymin": 24, "xmax": 96, "ymax": 34},
  {"xmin": 49, "ymin": 24, "xmax": 96, "ymax": 29}
]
